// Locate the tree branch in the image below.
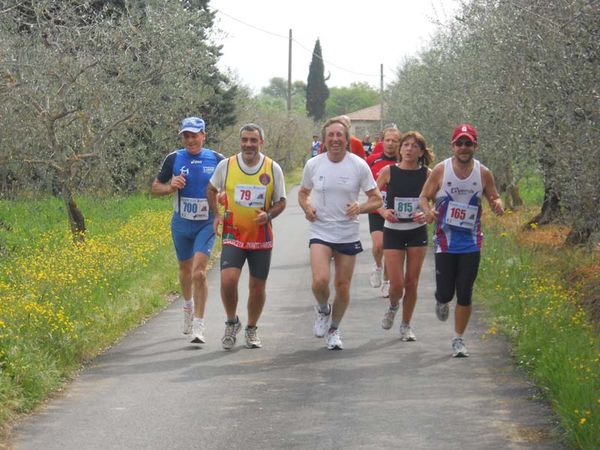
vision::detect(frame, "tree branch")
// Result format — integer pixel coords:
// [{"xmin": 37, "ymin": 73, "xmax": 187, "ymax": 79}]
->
[
  {"xmin": 20, "ymin": 158, "xmax": 65, "ymax": 172},
  {"xmin": 75, "ymin": 152, "xmax": 98, "ymax": 160},
  {"xmin": 0, "ymin": 3, "xmax": 23, "ymax": 15},
  {"xmin": 51, "ymin": 108, "xmax": 81, "ymax": 121},
  {"xmin": 92, "ymin": 112, "xmax": 137, "ymax": 148}
]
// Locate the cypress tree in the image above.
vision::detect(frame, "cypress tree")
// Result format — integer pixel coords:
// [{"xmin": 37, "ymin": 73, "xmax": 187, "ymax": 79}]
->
[{"xmin": 306, "ymin": 38, "xmax": 329, "ymax": 122}]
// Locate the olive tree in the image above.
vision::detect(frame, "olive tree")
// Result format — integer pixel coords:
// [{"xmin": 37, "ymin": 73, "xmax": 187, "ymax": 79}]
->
[
  {"xmin": 385, "ymin": 0, "xmax": 599, "ymax": 244},
  {"xmin": 0, "ymin": 0, "xmax": 236, "ymax": 240}
]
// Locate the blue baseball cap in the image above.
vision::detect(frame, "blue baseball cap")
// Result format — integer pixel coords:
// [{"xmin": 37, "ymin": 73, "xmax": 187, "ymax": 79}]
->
[{"xmin": 179, "ymin": 116, "xmax": 205, "ymax": 134}]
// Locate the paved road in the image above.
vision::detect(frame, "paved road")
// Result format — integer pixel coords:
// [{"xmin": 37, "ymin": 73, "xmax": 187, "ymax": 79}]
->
[{"xmin": 11, "ymin": 187, "xmax": 565, "ymax": 449}]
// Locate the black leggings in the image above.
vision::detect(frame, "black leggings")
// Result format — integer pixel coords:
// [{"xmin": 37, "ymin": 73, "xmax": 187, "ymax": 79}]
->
[{"xmin": 434, "ymin": 252, "xmax": 481, "ymax": 306}]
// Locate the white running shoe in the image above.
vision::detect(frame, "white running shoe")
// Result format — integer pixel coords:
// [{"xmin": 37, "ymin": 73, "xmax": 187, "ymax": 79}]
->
[
  {"xmin": 381, "ymin": 307, "xmax": 398, "ymax": 330},
  {"xmin": 452, "ymin": 337, "xmax": 469, "ymax": 357},
  {"xmin": 435, "ymin": 301, "xmax": 449, "ymax": 321},
  {"xmin": 326, "ymin": 329, "xmax": 343, "ymax": 350},
  {"xmin": 313, "ymin": 305, "xmax": 331, "ymax": 338},
  {"xmin": 369, "ymin": 266, "xmax": 383, "ymax": 288},
  {"xmin": 399, "ymin": 323, "xmax": 416, "ymax": 342},
  {"xmin": 222, "ymin": 320, "xmax": 242, "ymax": 350},
  {"xmin": 381, "ymin": 280, "xmax": 390, "ymax": 298},
  {"xmin": 190, "ymin": 320, "xmax": 205, "ymax": 343},
  {"xmin": 245, "ymin": 326, "xmax": 262, "ymax": 349},
  {"xmin": 183, "ymin": 309, "xmax": 193, "ymax": 335}
]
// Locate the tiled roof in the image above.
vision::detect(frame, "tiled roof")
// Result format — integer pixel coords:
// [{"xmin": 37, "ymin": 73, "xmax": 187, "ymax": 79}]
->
[{"xmin": 346, "ymin": 104, "xmax": 381, "ymax": 121}]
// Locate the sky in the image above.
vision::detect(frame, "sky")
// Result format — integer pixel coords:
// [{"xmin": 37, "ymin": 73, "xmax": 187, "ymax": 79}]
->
[{"xmin": 208, "ymin": 0, "xmax": 460, "ymax": 93}]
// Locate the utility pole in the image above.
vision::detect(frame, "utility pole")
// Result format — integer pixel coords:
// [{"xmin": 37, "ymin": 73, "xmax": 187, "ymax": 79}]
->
[
  {"xmin": 380, "ymin": 63, "xmax": 384, "ymax": 130},
  {"xmin": 287, "ymin": 29, "xmax": 292, "ymax": 114}
]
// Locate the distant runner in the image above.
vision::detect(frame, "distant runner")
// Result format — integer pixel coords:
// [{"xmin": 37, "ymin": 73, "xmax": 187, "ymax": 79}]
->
[
  {"xmin": 366, "ymin": 126, "xmax": 400, "ymax": 297},
  {"xmin": 310, "ymin": 134, "xmax": 321, "ymax": 158}
]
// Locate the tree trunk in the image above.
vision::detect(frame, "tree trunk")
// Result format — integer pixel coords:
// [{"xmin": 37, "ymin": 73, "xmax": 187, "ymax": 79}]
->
[
  {"xmin": 525, "ymin": 137, "xmax": 563, "ymax": 228},
  {"xmin": 523, "ymin": 186, "xmax": 561, "ymax": 229},
  {"xmin": 565, "ymin": 227, "xmax": 592, "ymax": 246},
  {"xmin": 504, "ymin": 183, "xmax": 524, "ymax": 211},
  {"xmin": 495, "ymin": 162, "xmax": 523, "ymax": 210},
  {"xmin": 61, "ymin": 184, "xmax": 86, "ymax": 242}
]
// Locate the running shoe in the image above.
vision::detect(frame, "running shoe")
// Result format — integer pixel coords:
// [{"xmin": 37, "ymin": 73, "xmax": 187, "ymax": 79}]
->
[
  {"xmin": 190, "ymin": 320, "xmax": 205, "ymax": 344},
  {"xmin": 222, "ymin": 319, "xmax": 242, "ymax": 350},
  {"xmin": 435, "ymin": 301, "xmax": 449, "ymax": 321},
  {"xmin": 369, "ymin": 266, "xmax": 383, "ymax": 288},
  {"xmin": 399, "ymin": 323, "xmax": 416, "ymax": 342},
  {"xmin": 183, "ymin": 309, "xmax": 193, "ymax": 335},
  {"xmin": 381, "ymin": 280, "xmax": 390, "ymax": 298},
  {"xmin": 245, "ymin": 326, "xmax": 262, "ymax": 349},
  {"xmin": 326, "ymin": 329, "xmax": 343, "ymax": 350},
  {"xmin": 313, "ymin": 305, "xmax": 331, "ymax": 338},
  {"xmin": 381, "ymin": 306, "xmax": 398, "ymax": 330},
  {"xmin": 451, "ymin": 337, "xmax": 469, "ymax": 357}
]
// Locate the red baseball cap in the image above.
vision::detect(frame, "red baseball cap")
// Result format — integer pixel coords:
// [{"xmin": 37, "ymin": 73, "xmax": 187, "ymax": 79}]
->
[{"xmin": 451, "ymin": 123, "xmax": 477, "ymax": 143}]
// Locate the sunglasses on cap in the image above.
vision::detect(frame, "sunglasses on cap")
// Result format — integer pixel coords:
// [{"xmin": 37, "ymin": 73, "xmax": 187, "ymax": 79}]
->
[{"xmin": 454, "ymin": 139, "xmax": 475, "ymax": 147}]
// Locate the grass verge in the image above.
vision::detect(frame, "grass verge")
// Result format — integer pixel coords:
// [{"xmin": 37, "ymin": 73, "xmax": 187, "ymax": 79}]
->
[
  {"xmin": 477, "ymin": 206, "xmax": 599, "ymax": 449},
  {"xmin": 284, "ymin": 165, "xmax": 304, "ymax": 188},
  {"xmin": 0, "ymin": 194, "xmax": 177, "ymax": 432}
]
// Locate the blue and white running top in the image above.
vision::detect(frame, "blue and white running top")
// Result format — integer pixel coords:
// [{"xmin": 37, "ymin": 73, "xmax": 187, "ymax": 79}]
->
[
  {"xmin": 156, "ymin": 148, "xmax": 223, "ymax": 221},
  {"xmin": 434, "ymin": 158, "xmax": 483, "ymax": 253}
]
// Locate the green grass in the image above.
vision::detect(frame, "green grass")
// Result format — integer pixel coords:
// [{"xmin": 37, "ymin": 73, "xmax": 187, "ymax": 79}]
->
[
  {"xmin": 0, "ymin": 193, "xmax": 177, "ymax": 429},
  {"xmin": 284, "ymin": 166, "xmax": 304, "ymax": 189},
  {"xmin": 517, "ymin": 170, "xmax": 545, "ymax": 205},
  {"xmin": 476, "ymin": 187, "xmax": 599, "ymax": 448},
  {"xmin": 0, "ymin": 194, "xmax": 170, "ymax": 255}
]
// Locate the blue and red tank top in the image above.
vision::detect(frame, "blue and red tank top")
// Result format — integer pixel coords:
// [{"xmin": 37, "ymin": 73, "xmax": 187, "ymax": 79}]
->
[{"xmin": 434, "ymin": 158, "xmax": 483, "ymax": 253}]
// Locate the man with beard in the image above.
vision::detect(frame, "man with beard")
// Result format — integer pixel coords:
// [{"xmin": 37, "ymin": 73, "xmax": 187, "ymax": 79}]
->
[{"xmin": 419, "ymin": 123, "xmax": 504, "ymax": 357}]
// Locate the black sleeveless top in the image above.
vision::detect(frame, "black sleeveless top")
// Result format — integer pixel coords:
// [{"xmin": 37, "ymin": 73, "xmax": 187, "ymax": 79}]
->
[{"xmin": 385, "ymin": 165, "xmax": 428, "ymax": 222}]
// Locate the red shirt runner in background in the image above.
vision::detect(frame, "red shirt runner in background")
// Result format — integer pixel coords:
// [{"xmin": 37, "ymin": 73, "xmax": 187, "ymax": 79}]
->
[{"xmin": 370, "ymin": 140, "xmax": 384, "ymax": 156}]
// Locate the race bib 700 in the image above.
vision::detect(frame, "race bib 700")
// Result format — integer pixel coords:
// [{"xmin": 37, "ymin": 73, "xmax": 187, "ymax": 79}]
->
[{"xmin": 180, "ymin": 197, "xmax": 209, "ymax": 220}]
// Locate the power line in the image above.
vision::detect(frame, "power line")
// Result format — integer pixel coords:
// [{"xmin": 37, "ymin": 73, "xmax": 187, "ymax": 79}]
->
[
  {"xmin": 291, "ymin": 39, "xmax": 380, "ymax": 78},
  {"xmin": 213, "ymin": 8, "xmax": 381, "ymax": 79},
  {"xmin": 215, "ymin": 9, "xmax": 289, "ymax": 39}
]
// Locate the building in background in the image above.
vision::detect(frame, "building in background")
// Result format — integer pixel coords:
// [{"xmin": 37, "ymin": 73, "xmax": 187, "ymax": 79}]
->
[{"xmin": 347, "ymin": 104, "xmax": 381, "ymax": 138}]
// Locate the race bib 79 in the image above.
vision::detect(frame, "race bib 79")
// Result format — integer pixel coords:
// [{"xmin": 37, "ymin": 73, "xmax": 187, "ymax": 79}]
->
[{"xmin": 234, "ymin": 184, "xmax": 267, "ymax": 208}]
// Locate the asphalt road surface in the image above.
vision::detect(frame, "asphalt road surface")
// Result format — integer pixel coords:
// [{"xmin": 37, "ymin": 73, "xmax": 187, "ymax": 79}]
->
[{"xmin": 11, "ymin": 187, "xmax": 565, "ymax": 450}]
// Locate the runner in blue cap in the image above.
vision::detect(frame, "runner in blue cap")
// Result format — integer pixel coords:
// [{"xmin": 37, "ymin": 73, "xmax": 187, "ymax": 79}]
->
[{"xmin": 152, "ymin": 116, "xmax": 224, "ymax": 344}]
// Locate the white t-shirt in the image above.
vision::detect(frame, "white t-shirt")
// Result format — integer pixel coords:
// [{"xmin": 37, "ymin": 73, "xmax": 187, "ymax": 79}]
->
[
  {"xmin": 301, "ymin": 152, "xmax": 376, "ymax": 243},
  {"xmin": 210, "ymin": 153, "xmax": 286, "ymax": 202}
]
